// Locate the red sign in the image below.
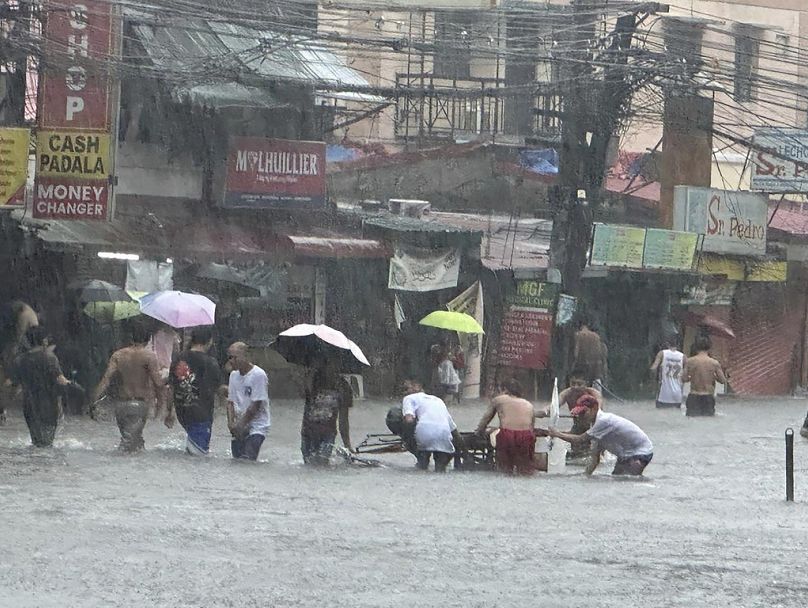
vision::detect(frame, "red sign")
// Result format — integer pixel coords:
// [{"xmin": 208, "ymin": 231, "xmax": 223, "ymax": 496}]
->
[
  {"xmin": 223, "ymin": 137, "xmax": 326, "ymax": 209},
  {"xmin": 39, "ymin": 1, "xmax": 114, "ymax": 130},
  {"xmin": 498, "ymin": 309, "xmax": 553, "ymax": 369},
  {"xmin": 33, "ymin": 177, "xmax": 108, "ymax": 220}
]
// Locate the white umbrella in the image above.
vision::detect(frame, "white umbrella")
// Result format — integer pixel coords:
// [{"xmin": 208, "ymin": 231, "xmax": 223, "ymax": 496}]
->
[
  {"xmin": 139, "ymin": 290, "xmax": 216, "ymax": 328},
  {"xmin": 274, "ymin": 324, "xmax": 370, "ymax": 370}
]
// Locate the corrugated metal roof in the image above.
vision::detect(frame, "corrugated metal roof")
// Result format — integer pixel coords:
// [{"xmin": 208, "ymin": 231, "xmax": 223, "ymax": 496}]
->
[
  {"xmin": 175, "ymin": 83, "xmax": 288, "ymax": 110},
  {"xmin": 285, "ymin": 235, "xmax": 390, "ymax": 259},
  {"xmin": 362, "ymin": 214, "xmax": 477, "ymax": 235},
  {"xmin": 132, "ymin": 19, "xmax": 372, "ymax": 96}
]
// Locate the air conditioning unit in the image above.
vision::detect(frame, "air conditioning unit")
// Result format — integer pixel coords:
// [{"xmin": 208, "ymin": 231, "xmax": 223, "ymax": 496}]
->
[{"xmin": 389, "ymin": 198, "xmax": 431, "ymax": 218}]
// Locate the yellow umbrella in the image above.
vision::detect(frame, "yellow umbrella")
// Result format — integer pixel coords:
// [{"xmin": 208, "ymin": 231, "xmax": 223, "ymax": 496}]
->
[
  {"xmin": 419, "ymin": 311, "xmax": 484, "ymax": 334},
  {"xmin": 83, "ymin": 301, "xmax": 142, "ymax": 323}
]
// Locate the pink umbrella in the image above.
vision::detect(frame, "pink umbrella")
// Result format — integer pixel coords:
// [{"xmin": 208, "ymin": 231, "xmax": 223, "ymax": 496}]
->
[
  {"xmin": 139, "ymin": 290, "xmax": 216, "ymax": 328},
  {"xmin": 275, "ymin": 324, "xmax": 370, "ymax": 370}
]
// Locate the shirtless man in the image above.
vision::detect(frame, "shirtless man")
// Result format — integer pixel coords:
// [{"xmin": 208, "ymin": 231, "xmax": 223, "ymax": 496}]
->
[
  {"xmin": 557, "ymin": 370, "xmax": 603, "ymax": 458},
  {"xmin": 95, "ymin": 322, "xmax": 167, "ymax": 452},
  {"xmin": 573, "ymin": 318, "xmax": 608, "ymax": 389},
  {"xmin": 683, "ymin": 335, "xmax": 727, "ymax": 417},
  {"xmin": 475, "ymin": 378, "xmax": 543, "ymax": 475}
]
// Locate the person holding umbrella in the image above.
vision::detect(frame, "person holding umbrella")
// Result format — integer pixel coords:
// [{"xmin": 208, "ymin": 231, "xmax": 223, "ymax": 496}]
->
[
  {"xmin": 167, "ymin": 327, "xmax": 221, "ymax": 456},
  {"xmin": 226, "ymin": 342, "xmax": 270, "ymax": 461},
  {"xmin": 301, "ymin": 357, "xmax": 354, "ymax": 465}
]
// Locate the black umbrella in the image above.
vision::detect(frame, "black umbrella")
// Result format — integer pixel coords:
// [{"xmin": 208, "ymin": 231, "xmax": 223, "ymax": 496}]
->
[{"xmin": 68, "ymin": 279, "xmax": 130, "ymax": 304}]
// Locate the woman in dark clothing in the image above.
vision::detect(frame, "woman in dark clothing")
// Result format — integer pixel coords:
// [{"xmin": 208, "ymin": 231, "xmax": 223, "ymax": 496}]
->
[{"xmin": 301, "ymin": 361, "xmax": 353, "ymax": 465}]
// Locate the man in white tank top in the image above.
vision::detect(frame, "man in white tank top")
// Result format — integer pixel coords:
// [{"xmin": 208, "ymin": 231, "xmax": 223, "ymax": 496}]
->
[{"xmin": 650, "ymin": 339, "xmax": 686, "ymax": 409}]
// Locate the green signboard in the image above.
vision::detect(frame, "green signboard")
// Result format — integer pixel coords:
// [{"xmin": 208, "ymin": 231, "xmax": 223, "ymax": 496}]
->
[
  {"xmin": 507, "ymin": 280, "xmax": 558, "ymax": 311},
  {"xmin": 590, "ymin": 224, "xmax": 646, "ymax": 268},
  {"xmin": 643, "ymin": 228, "xmax": 698, "ymax": 270}
]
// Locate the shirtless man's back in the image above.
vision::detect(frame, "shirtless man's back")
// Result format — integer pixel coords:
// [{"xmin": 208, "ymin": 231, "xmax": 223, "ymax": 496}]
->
[
  {"xmin": 475, "ymin": 379, "xmax": 537, "ymax": 475},
  {"xmin": 95, "ymin": 323, "xmax": 165, "ymax": 451},
  {"xmin": 684, "ymin": 336, "xmax": 726, "ymax": 417}
]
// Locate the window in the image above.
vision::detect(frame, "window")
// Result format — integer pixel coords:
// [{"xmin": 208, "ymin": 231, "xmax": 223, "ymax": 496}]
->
[
  {"xmin": 433, "ymin": 11, "xmax": 473, "ymax": 79},
  {"xmin": 734, "ymin": 27, "xmax": 760, "ymax": 102}
]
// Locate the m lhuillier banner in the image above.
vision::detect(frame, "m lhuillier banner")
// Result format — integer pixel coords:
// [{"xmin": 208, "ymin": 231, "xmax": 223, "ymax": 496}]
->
[
  {"xmin": 34, "ymin": 1, "xmax": 117, "ymax": 220},
  {"xmin": 223, "ymin": 137, "xmax": 326, "ymax": 209}
]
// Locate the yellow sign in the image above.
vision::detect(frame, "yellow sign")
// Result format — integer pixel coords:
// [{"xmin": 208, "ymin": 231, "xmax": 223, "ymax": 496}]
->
[
  {"xmin": 698, "ymin": 254, "xmax": 787, "ymax": 282},
  {"xmin": 698, "ymin": 254, "xmax": 745, "ymax": 281},
  {"xmin": 36, "ymin": 131, "xmax": 110, "ymax": 179},
  {"xmin": 0, "ymin": 127, "xmax": 30, "ymax": 206},
  {"xmin": 746, "ymin": 261, "xmax": 787, "ymax": 282}
]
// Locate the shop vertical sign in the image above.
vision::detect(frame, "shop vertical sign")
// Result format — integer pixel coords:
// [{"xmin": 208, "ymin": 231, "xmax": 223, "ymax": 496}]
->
[
  {"xmin": 34, "ymin": 1, "xmax": 116, "ymax": 220},
  {"xmin": 498, "ymin": 281, "xmax": 558, "ymax": 369}
]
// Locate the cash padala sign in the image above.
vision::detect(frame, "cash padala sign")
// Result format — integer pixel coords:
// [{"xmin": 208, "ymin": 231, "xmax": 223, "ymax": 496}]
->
[{"xmin": 673, "ymin": 186, "xmax": 767, "ymax": 257}]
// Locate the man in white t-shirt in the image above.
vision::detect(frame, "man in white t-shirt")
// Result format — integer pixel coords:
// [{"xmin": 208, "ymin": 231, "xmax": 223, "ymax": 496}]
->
[
  {"xmin": 226, "ymin": 342, "xmax": 270, "ymax": 461},
  {"xmin": 401, "ymin": 379, "xmax": 460, "ymax": 472},
  {"xmin": 543, "ymin": 394, "xmax": 653, "ymax": 476}
]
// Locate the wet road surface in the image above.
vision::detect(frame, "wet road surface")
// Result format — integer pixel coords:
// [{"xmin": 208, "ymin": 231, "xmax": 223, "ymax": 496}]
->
[{"xmin": 1, "ymin": 397, "xmax": 808, "ymax": 607}]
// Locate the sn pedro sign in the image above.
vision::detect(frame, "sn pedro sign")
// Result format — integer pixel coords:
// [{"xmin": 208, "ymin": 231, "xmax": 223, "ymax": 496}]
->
[{"xmin": 673, "ymin": 186, "xmax": 767, "ymax": 257}]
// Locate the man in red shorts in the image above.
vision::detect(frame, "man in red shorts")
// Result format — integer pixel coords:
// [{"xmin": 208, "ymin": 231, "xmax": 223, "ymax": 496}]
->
[{"xmin": 475, "ymin": 378, "xmax": 542, "ymax": 475}]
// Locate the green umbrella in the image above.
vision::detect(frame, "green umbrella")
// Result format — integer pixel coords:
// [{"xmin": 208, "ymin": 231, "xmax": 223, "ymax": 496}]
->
[
  {"xmin": 419, "ymin": 311, "xmax": 484, "ymax": 334},
  {"xmin": 83, "ymin": 301, "xmax": 142, "ymax": 323}
]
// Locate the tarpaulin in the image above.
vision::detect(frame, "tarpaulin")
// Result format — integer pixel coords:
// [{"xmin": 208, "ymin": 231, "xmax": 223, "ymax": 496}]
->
[{"xmin": 388, "ymin": 246, "xmax": 460, "ymax": 292}]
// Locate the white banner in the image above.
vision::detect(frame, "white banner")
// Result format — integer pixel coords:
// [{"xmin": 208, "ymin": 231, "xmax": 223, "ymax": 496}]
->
[
  {"xmin": 126, "ymin": 260, "xmax": 173, "ymax": 294},
  {"xmin": 388, "ymin": 246, "xmax": 460, "ymax": 292}
]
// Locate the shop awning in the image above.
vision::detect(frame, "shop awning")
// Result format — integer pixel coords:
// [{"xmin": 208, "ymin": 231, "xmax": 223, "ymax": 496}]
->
[
  {"xmin": 130, "ymin": 18, "xmax": 375, "ymax": 108},
  {"xmin": 15, "ymin": 212, "xmax": 388, "ymax": 262},
  {"xmin": 284, "ymin": 235, "xmax": 390, "ymax": 259}
]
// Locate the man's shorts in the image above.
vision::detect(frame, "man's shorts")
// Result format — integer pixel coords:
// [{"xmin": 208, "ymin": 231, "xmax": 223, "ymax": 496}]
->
[
  {"xmin": 231, "ymin": 434, "xmax": 265, "ymax": 461},
  {"xmin": 612, "ymin": 453, "xmax": 653, "ymax": 476},
  {"xmin": 686, "ymin": 394, "xmax": 715, "ymax": 417}
]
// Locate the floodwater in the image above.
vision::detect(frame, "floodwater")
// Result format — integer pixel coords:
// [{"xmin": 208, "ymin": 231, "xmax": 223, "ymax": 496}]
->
[{"xmin": 1, "ymin": 396, "xmax": 808, "ymax": 607}]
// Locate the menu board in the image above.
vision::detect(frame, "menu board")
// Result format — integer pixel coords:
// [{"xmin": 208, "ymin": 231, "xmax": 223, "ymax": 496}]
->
[
  {"xmin": 643, "ymin": 229, "xmax": 698, "ymax": 270},
  {"xmin": 590, "ymin": 224, "xmax": 645, "ymax": 268}
]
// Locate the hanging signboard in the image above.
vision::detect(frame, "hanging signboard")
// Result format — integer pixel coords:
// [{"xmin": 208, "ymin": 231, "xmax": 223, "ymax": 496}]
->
[
  {"xmin": 498, "ymin": 280, "xmax": 557, "ymax": 370},
  {"xmin": 643, "ymin": 229, "xmax": 698, "ymax": 270},
  {"xmin": 38, "ymin": 1, "xmax": 115, "ymax": 130},
  {"xmin": 590, "ymin": 224, "xmax": 645, "ymax": 268},
  {"xmin": 673, "ymin": 186, "xmax": 767, "ymax": 257},
  {"xmin": 751, "ymin": 129, "xmax": 808, "ymax": 193},
  {"xmin": 223, "ymin": 137, "xmax": 327, "ymax": 209},
  {"xmin": 388, "ymin": 246, "xmax": 460, "ymax": 292},
  {"xmin": 0, "ymin": 127, "xmax": 29, "ymax": 207},
  {"xmin": 34, "ymin": 0, "xmax": 118, "ymax": 220}
]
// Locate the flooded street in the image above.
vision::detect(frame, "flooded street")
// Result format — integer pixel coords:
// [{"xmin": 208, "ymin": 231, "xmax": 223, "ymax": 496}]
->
[{"xmin": 2, "ymin": 397, "xmax": 808, "ymax": 607}]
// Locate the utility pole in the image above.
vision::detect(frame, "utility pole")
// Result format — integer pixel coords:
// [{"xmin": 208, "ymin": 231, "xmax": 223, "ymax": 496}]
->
[{"xmin": 549, "ymin": 1, "xmax": 664, "ymax": 381}]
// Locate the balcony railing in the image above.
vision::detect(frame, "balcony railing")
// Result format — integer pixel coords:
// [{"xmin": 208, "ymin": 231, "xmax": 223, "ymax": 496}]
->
[{"xmin": 394, "ymin": 73, "xmax": 562, "ymax": 143}]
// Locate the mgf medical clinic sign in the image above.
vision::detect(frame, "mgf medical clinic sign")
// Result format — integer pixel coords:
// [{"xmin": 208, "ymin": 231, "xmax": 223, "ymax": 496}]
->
[
  {"xmin": 673, "ymin": 186, "xmax": 767, "ymax": 257},
  {"xmin": 752, "ymin": 129, "xmax": 808, "ymax": 193},
  {"xmin": 223, "ymin": 137, "xmax": 326, "ymax": 209},
  {"xmin": 34, "ymin": 1, "xmax": 117, "ymax": 220}
]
